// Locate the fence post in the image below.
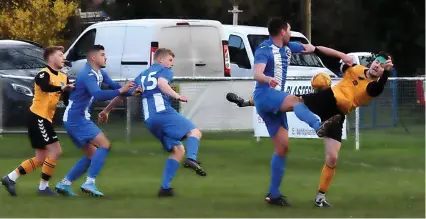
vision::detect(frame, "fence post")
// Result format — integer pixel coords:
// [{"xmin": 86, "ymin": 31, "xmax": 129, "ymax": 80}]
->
[
  {"xmin": 0, "ymin": 77, "xmax": 3, "ymax": 136},
  {"xmin": 391, "ymin": 69, "xmax": 398, "ymax": 126},
  {"xmin": 126, "ymin": 96, "xmax": 131, "ymax": 143}
]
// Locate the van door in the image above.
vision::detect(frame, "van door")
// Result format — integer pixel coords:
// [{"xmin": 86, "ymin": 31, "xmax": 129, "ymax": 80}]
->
[
  {"xmin": 158, "ymin": 25, "xmax": 192, "ymax": 76},
  {"xmin": 121, "ymin": 26, "xmax": 153, "ymax": 79},
  {"xmin": 190, "ymin": 25, "xmax": 224, "ymax": 77},
  {"xmin": 95, "ymin": 26, "xmax": 126, "ymax": 80}
]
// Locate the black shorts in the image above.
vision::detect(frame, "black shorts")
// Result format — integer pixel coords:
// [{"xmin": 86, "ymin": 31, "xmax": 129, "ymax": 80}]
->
[
  {"xmin": 27, "ymin": 112, "xmax": 58, "ymax": 149},
  {"xmin": 301, "ymin": 88, "xmax": 345, "ymax": 142}
]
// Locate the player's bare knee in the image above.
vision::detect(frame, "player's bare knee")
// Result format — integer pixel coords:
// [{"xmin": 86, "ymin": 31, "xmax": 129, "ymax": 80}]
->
[
  {"xmin": 84, "ymin": 144, "xmax": 97, "ymax": 159},
  {"xmin": 52, "ymin": 146, "xmax": 63, "ymax": 159},
  {"xmin": 95, "ymin": 139, "xmax": 111, "ymax": 149},
  {"xmin": 101, "ymin": 141, "xmax": 111, "ymax": 149},
  {"xmin": 274, "ymin": 143, "xmax": 289, "ymax": 156},
  {"xmin": 45, "ymin": 142, "xmax": 62, "ymax": 159},
  {"xmin": 326, "ymin": 153, "xmax": 338, "ymax": 168},
  {"xmin": 172, "ymin": 145, "xmax": 185, "ymax": 161},
  {"xmin": 34, "ymin": 150, "xmax": 46, "ymax": 165},
  {"xmin": 91, "ymin": 133, "xmax": 111, "ymax": 149},
  {"xmin": 188, "ymin": 128, "xmax": 202, "ymax": 139},
  {"xmin": 280, "ymin": 95, "xmax": 303, "ymax": 112}
]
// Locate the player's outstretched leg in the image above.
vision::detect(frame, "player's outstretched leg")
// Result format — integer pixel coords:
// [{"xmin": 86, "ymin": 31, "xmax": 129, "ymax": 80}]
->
[
  {"xmin": 2, "ymin": 155, "xmax": 43, "ymax": 196},
  {"xmin": 284, "ymin": 96, "xmax": 341, "ymax": 137},
  {"xmin": 37, "ymin": 143, "xmax": 62, "ymax": 196},
  {"xmin": 183, "ymin": 129, "xmax": 207, "ymax": 176},
  {"xmin": 159, "ymin": 145, "xmax": 185, "ymax": 197},
  {"xmin": 226, "ymin": 93, "xmax": 254, "ymax": 107},
  {"xmin": 265, "ymin": 126, "xmax": 292, "ymax": 207},
  {"xmin": 80, "ymin": 134, "xmax": 110, "ymax": 197}
]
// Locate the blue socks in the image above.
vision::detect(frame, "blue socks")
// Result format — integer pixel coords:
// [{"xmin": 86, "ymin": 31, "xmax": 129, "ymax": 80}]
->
[
  {"xmin": 65, "ymin": 157, "xmax": 91, "ymax": 181},
  {"xmin": 87, "ymin": 147, "xmax": 109, "ymax": 179},
  {"xmin": 293, "ymin": 103, "xmax": 321, "ymax": 131},
  {"xmin": 186, "ymin": 136, "xmax": 200, "ymax": 160},
  {"xmin": 161, "ymin": 158, "xmax": 180, "ymax": 189},
  {"xmin": 269, "ymin": 153, "xmax": 286, "ymax": 198}
]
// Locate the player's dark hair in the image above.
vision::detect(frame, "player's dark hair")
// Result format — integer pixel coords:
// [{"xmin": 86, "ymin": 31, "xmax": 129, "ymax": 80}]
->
[
  {"xmin": 88, "ymin": 44, "xmax": 105, "ymax": 54},
  {"xmin": 267, "ymin": 17, "xmax": 289, "ymax": 36},
  {"xmin": 377, "ymin": 51, "xmax": 390, "ymax": 59},
  {"xmin": 43, "ymin": 46, "xmax": 64, "ymax": 61}
]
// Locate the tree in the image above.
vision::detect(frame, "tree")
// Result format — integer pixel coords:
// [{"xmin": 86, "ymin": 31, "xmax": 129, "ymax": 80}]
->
[{"xmin": 0, "ymin": 0, "xmax": 78, "ymax": 46}]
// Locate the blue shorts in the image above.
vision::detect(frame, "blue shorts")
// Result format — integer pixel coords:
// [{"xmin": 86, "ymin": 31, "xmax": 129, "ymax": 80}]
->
[
  {"xmin": 253, "ymin": 88, "xmax": 289, "ymax": 137},
  {"xmin": 146, "ymin": 112, "xmax": 196, "ymax": 152},
  {"xmin": 64, "ymin": 120, "xmax": 102, "ymax": 148}
]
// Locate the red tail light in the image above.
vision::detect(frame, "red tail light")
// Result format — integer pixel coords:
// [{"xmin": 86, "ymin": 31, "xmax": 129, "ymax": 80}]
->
[
  {"xmin": 176, "ymin": 22, "xmax": 190, "ymax": 26},
  {"xmin": 150, "ymin": 42, "xmax": 159, "ymax": 66},
  {"xmin": 222, "ymin": 41, "xmax": 231, "ymax": 77}
]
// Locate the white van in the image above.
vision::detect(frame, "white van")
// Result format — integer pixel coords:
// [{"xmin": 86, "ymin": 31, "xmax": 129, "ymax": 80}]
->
[
  {"xmin": 222, "ymin": 25, "xmax": 336, "ymax": 78},
  {"xmin": 65, "ymin": 19, "xmax": 231, "ymax": 79}
]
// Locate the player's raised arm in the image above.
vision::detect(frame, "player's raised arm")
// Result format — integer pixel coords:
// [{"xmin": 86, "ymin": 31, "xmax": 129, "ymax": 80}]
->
[
  {"xmin": 314, "ymin": 46, "xmax": 354, "ymax": 73},
  {"xmin": 101, "ymin": 69, "xmax": 122, "ymax": 90},
  {"xmin": 83, "ymin": 74, "xmax": 133, "ymax": 101},
  {"xmin": 289, "ymin": 41, "xmax": 316, "ymax": 54}
]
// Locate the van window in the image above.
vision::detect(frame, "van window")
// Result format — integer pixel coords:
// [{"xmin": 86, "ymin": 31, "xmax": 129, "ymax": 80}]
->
[
  {"xmin": 247, "ymin": 34, "xmax": 323, "ymax": 68},
  {"xmin": 72, "ymin": 29, "xmax": 96, "ymax": 60},
  {"xmin": 228, "ymin": 35, "xmax": 251, "ymax": 69}
]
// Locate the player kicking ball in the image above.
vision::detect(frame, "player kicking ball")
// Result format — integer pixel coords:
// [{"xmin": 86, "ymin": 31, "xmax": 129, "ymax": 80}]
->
[
  {"xmin": 55, "ymin": 45, "xmax": 134, "ymax": 197},
  {"xmin": 100, "ymin": 48, "xmax": 206, "ymax": 197},
  {"xmin": 227, "ymin": 50, "xmax": 393, "ymax": 207},
  {"xmin": 234, "ymin": 17, "xmax": 346, "ymax": 207}
]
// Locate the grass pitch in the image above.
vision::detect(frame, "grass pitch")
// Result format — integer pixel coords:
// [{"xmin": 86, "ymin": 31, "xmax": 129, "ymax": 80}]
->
[{"xmin": 0, "ymin": 125, "xmax": 424, "ymax": 218}]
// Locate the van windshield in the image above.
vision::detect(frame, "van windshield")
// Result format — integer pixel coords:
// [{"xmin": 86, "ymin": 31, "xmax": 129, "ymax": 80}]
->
[
  {"xmin": 0, "ymin": 46, "xmax": 45, "ymax": 70},
  {"xmin": 247, "ymin": 34, "xmax": 324, "ymax": 68}
]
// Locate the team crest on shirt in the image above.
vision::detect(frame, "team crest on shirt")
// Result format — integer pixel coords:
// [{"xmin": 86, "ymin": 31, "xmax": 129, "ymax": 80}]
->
[
  {"xmin": 90, "ymin": 70, "xmax": 104, "ymax": 86},
  {"xmin": 285, "ymin": 47, "xmax": 292, "ymax": 63},
  {"xmin": 98, "ymin": 73, "xmax": 104, "ymax": 85}
]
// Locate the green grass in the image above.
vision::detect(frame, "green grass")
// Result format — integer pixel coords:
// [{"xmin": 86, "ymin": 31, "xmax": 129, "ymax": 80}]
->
[{"xmin": 0, "ymin": 126, "xmax": 424, "ymax": 218}]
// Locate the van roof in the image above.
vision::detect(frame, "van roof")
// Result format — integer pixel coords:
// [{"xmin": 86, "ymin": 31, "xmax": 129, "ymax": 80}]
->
[
  {"xmin": 347, "ymin": 52, "xmax": 374, "ymax": 57},
  {"xmin": 223, "ymin": 24, "xmax": 306, "ymax": 38},
  {"xmin": 90, "ymin": 19, "xmax": 223, "ymax": 28}
]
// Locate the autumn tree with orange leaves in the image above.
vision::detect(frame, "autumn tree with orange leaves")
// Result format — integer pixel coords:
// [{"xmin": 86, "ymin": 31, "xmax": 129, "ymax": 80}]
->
[{"xmin": 0, "ymin": 0, "xmax": 78, "ymax": 46}]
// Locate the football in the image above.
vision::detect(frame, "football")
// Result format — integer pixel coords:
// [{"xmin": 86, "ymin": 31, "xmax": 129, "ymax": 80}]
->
[{"xmin": 311, "ymin": 72, "xmax": 332, "ymax": 91}]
